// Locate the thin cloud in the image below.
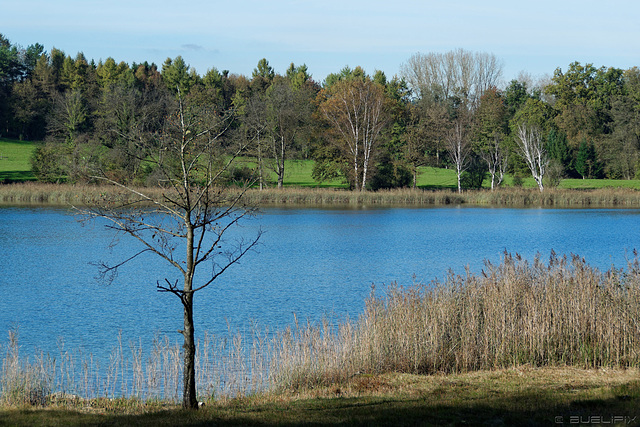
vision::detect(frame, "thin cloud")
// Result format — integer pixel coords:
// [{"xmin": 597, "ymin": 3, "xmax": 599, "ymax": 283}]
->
[{"xmin": 182, "ymin": 44, "xmax": 204, "ymax": 51}]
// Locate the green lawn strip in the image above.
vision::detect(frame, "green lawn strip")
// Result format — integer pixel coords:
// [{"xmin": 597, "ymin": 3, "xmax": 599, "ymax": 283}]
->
[
  {"xmin": 236, "ymin": 157, "xmax": 347, "ymax": 188},
  {"xmin": 415, "ymin": 166, "xmax": 457, "ymax": 189},
  {"xmin": 2, "ymin": 368, "xmax": 638, "ymax": 426},
  {"xmin": 559, "ymin": 178, "xmax": 640, "ymax": 189},
  {"xmin": 0, "ymin": 138, "xmax": 37, "ymax": 181},
  {"xmin": 4, "ymin": 141, "xmax": 640, "ymax": 190}
]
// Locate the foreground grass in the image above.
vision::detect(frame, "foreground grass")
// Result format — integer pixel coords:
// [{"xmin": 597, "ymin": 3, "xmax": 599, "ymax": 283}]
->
[{"xmin": 1, "ymin": 367, "xmax": 639, "ymax": 426}]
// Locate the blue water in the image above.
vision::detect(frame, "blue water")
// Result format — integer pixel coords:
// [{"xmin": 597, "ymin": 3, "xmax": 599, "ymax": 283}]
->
[{"xmin": 1, "ymin": 206, "xmax": 639, "ymax": 360}]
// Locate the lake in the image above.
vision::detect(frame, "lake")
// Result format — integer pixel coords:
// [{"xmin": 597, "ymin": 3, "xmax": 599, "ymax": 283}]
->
[{"xmin": 1, "ymin": 205, "xmax": 640, "ymax": 369}]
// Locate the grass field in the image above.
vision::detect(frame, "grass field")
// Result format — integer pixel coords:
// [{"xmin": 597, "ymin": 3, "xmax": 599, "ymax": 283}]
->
[{"xmin": 0, "ymin": 138, "xmax": 37, "ymax": 182}]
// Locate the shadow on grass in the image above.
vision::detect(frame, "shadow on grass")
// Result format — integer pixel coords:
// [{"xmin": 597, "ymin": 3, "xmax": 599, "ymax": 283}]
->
[
  {"xmin": 0, "ymin": 170, "xmax": 36, "ymax": 182},
  {"xmin": 2, "ymin": 390, "xmax": 638, "ymax": 426}
]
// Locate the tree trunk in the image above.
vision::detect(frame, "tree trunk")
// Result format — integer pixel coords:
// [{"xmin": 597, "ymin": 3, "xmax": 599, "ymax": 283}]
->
[
  {"xmin": 353, "ymin": 158, "xmax": 360, "ymax": 192},
  {"xmin": 182, "ymin": 291, "xmax": 198, "ymax": 409},
  {"xmin": 257, "ymin": 136, "xmax": 264, "ymax": 190},
  {"xmin": 412, "ymin": 164, "xmax": 417, "ymax": 189},
  {"xmin": 361, "ymin": 162, "xmax": 368, "ymax": 192},
  {"xmin": 182, "ymin": 222, "xmax": 198, "ymax": 409},
  {"xmin": 277, "ymin": 136, "xmax": 285, "ymax": 189}
]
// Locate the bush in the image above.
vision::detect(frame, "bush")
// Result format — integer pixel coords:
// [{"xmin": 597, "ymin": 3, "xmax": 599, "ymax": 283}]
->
[
  {"xmin": 511, "ymin": 174, "xmax": 524, "ymax": 188},
  {"xmin": 544, "ymin": 159, "xmax": 565, "ymax": 188},
  {"xmin": 30, "ymin": 143, "xmax": 66, "ymax": 183},
  {"xmin": 461, "ymin": 156, "xmax": 487, "ymax": 189},
  {"xmin": 368, "ymin": 159, "xmax": 412, "ymax": 191}
]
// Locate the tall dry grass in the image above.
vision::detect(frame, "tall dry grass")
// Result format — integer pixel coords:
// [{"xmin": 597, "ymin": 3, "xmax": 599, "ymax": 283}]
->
[
  {"xmin": 3, "ymin": 252, "xmax": 640, "ymax": 405},
  {"xmin": 270, "ymin": 252, "xmax": 640, "ymax": 390},
  {"xmin": 4, "ymin": 182, "xmax": 640, "ymax": 207},
  {"xmin": 0, "ymin": 182, "xmax": 168, "ymax": 206},
  {"xmin": 0, "ymin": 329, "xmax": 269, "ymax": 406}
]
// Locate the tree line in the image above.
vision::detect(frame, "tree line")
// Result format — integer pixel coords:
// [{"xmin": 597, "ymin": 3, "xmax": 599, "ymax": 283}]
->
[{"xmin": 1, "ymin": 34, "xmax": 639, "ymax": 191}]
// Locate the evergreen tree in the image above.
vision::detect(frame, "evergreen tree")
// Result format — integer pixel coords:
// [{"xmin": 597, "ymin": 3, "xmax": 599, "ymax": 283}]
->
[{"xmin": 575, "ymin": 139, "xmax": 602, "ymax": 179}]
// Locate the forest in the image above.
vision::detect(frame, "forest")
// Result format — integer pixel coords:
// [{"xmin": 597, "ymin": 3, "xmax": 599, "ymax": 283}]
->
[{"xmin": 1, "ymin": 33, "xmax": 639, "ymax": 191}]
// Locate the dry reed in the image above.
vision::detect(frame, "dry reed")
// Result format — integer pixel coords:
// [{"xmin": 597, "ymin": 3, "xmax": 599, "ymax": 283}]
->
[
  {"xmin": 0, "ymin": 329, "xmax": 269, "ymax": 406},
  {"xmin": 3, "ymin": 183, "xmax": 640, "ymax": 207},
  {"xmin": 3, "ymin": 252, "xmax": 640, "ymax": 406},
  {"xmin": 269, "ymin": 252, "xmax": 640, "ymax": 390}
]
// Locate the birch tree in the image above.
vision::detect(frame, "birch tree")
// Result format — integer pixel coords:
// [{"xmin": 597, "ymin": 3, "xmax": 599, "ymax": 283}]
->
[
  {"xmin": 474, "ymin": 87, "xmax": 509, "ymax": 190},
  {"xmin": 515, "ymin": 123, "xmax": 548, "ymax": 191},
  {"xmin": 79, "ymin": 89, "xmax": 260, "ymax": 409},
  {"xmin": 319, "ymin": 77, "xmax": 390, "ymax": 191},
  {"xmin": 446, "ymin": 114, "xmax": 472, "ymax": 193},
  {"xmin": 478, "ymin": 134, "xmax": 508, "ymax": 190}
]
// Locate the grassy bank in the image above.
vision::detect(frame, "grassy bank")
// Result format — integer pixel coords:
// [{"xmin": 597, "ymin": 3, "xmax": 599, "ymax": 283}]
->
[
  {"xmin": 3, "ymin": 182, "xmax": 640, "ymax": 207},
  {"xmin": 2, "ymin": 253, "xmax": 640, "ymax": 424},
  {"xmin": 1, "ymin": 367, "xmax": 639, "ymax": 425}
]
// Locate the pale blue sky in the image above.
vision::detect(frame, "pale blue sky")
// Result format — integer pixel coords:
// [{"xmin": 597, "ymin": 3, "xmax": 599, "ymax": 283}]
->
[{"xmin": 2, "ymin": 0, "xmax": 639, "ymax": 84}]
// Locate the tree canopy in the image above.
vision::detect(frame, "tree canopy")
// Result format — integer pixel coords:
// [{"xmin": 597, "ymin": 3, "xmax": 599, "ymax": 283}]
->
[{"xmin": 1, "ymin": 33, "xmax": 640, "ymax": 189}]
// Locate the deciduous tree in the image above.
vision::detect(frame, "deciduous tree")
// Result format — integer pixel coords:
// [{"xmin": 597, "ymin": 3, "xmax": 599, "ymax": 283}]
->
[
  {"xmin": 400, "ymin": 48, "xmax": 502, "ymax": 107},
  {"xmin": 263, "ymin": 76, "xmax": 315, "ymax": 188},
  {"xmin": 445, "ymin": 110, "xmax": 472, "ymax": 193},
  {"xmin": 473, "ymin": 87, "xmax": 508, "ymax": 190},
  {"xmin": 79, "ymin": 90, "xmax": 260, "ymax": 410},
  {"xmin": 318, "ymin": 75, "xmax": 391, "ymax": 191},
  {"xmin": 515, "ymin": 123, "xmax": 548, "ymax": 191}
]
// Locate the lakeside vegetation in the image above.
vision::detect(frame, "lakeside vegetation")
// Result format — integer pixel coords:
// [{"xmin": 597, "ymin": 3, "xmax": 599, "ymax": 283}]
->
[
  {"xmin": 3, "ymin": 34, "xmax": 640, "ymax": 422},
  {"xmin": 1, "ymin": 34, "xmax": 640, "ymax": 194},
  {"xmin": 2, "ymin": 253, "xmax": 640, "ymax": 423},
  {"xmin": 4, "ymin": 138, "xmax": 640, "ymax": 208},
  {"xmin": 5, "ymin": 179, "xmax": 640, "ymax": 209}
]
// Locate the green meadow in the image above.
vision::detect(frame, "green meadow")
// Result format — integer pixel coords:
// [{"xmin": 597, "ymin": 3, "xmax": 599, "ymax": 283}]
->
[
  {"xmin": 5, "ymin": 137, "xmax": 640, "ymax": 191},
  {"xmin": 0, "ymin": 138, "xmax": 37, "ymax": 182}
]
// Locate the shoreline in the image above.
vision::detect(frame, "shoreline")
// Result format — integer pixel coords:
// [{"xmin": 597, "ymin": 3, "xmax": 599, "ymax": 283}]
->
[{"xmin": 2, "ymin": 182, "xmax": 640, "ymax": 208}]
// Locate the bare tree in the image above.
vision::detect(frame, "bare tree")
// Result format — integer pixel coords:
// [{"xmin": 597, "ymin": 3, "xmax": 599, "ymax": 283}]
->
[
  {"xmin": 515, "ymin": 123, "xmax": 548, "ymax": 191},
  {"xmin": 400, "ymin": 48, "xmax": 503, "ymax": 107},
  {"xmin": 79, "ymin": 90, "xmax": 261, "ymax": 409},
  {"xmin": 446, "ymin": 114, "xmax": 472, "ymax": 193},
  {"xmin": 243, "ymin": 92, "xmax": 269, "ymax": 189},
  {"xmin": 478, "ymin": 134, "xmax": 508, "ymax": 190},
  {"xmin": 264, "ymin": 77, "xmax": 314, "ymax": 188}
]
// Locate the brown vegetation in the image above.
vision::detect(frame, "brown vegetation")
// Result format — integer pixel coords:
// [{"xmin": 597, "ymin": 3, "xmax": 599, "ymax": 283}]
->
[
  {"xmin": 271, "ymin": 252, "xmax": 640, "ymax": 390},
  {"xmin": 3, "ymin": 183, "xmax": 640, "ymax": 208}
]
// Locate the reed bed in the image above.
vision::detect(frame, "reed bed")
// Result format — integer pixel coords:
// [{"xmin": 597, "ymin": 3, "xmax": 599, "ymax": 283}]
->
[
  {"xmin": 240, "ymin": 187, "xmax": 640, "ymax": 207},
  {"xmin": 270, "ymin": 252, "xmax": 640, "ymax": 391},
  {"xmin": 0, "ymin": 329, "xmax": 270, "ymax": 407},
  {"xmin": 3, "ymin": 182, "xmax": 640, "ymax": 207},
  {"xmin": 0, "ymin": 182, "xmax": 168, "ymax": 207},
  {"xmin": 3, "ymin": 252, "xmax": 640, "ymax": 406}
]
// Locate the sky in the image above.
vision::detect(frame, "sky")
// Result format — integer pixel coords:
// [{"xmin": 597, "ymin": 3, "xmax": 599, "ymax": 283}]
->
[{"xmin": 2, "ymin": 0, "xmax": 639, "ymax": 85}]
